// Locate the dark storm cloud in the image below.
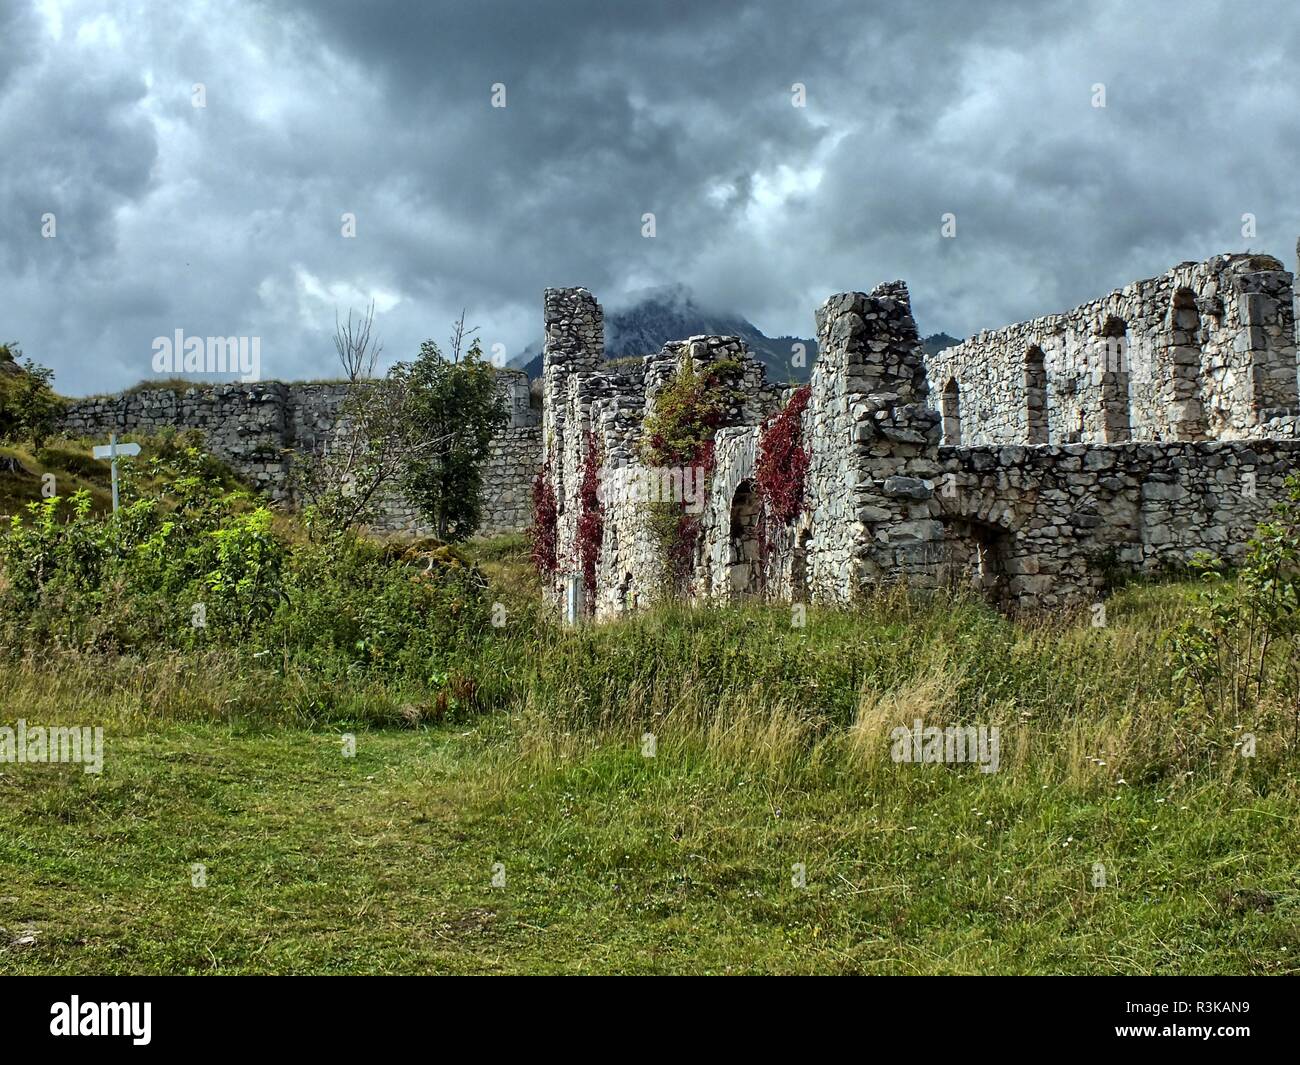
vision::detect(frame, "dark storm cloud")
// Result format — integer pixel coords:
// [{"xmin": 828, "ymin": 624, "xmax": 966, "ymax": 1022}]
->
[{"xmin": 1, "ymin": 0, "xmax": 1297, "ymax": 395}]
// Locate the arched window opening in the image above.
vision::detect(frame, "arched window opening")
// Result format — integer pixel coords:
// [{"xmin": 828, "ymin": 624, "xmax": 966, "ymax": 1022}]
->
[
  {"xmin": 1025, "ymin": 346, "xmax": 1048, "ymax": 444},
  {"xmin": 1170, "ymin": 288, "xmax": 1206, "ymax": 440},
  {"xmin": 1098, "ymin": 316, "xmax": 1131, "ymax": 443},
  {"xmin": 941, "ymin": 378, "xmax": 962, "ymax": 445}
]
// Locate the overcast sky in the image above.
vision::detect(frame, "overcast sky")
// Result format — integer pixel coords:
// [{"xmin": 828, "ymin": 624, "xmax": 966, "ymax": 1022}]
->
[{"xmin": 3, "ymin": 0, "xmax": 1298, "ymax": 395}]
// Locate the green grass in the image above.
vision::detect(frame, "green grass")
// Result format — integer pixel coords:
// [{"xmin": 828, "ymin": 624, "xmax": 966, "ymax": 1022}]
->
[
  {"xmin": 0, "ymin": 707, "xmax": 1294, "ymax": 974},
  {"xmin": 1, "ymin": 457, "xmax": 1296, "ymax": 974},
  {"xmin": 1, "ymin": 583, "xmax": 1297, "ymax": 974},
  {"xmin": 1, "ymin": 441, "xmax": 114, "ymax": 519}
]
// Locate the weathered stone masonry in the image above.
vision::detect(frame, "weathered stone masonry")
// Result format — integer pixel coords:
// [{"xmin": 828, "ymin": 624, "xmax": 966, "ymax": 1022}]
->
[
  {"xmin": 53, "ymin": 246, "xmax": 1300, "ymax": 615},
  {"xmin": 537, "ymin": 285, "xmax": 786, "ymax": 614},
  {"xmin": 925, "ymin": 253, "xmax": 1298, "ymax": 446},
  {"xmin": 539, "ymin": 250, "xmax": 1300, "ymax": 618},
  {"xmin": 56, "ymin": 372, "xmax": 542, "ymax": 538}
]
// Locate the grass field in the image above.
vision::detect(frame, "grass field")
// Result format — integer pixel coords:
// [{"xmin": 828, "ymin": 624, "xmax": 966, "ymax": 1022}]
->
[{"xmin": 2, "ymin": 582, "xmax": 1297, "ymax": 975}]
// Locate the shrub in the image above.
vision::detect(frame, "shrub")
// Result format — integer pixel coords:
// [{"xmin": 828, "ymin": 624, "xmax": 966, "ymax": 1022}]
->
[
  {"xmin": 0, "ymin": 344, "xmax": 64, "ymax": 448},
  {"xmin": 0, "ymin": 445, "xmax": 493, "ymax": 690},
  {"xmin": 640, "ymin": 356, "xmax": 739, "ymax": 591},
  {"xmin": 396, "ymin": 338, "xmax": 509, "ymax": 541}
]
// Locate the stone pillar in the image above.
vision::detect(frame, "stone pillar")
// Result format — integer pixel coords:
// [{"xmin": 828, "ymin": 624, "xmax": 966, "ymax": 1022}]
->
[
  {"xmin": 541, "ymin": 288, "xmax": 603, "ymax": 604},
  {"xmin": 806, "ymin": 281, "xmax": 944, "ymax": 601},
  {"xmin": 1232, "ymin": 259, "xmax": 1298, "ymax": 419},
  {"xmin": 541, "ymin": 287, "xmax": 602, "ymax": 460}
]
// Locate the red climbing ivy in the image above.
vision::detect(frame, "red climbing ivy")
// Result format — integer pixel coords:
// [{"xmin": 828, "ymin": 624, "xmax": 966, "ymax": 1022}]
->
[
  {"xmin": 529, "ymin": 462, "xmax": 558, "ymax": 576},
  {"xmin": 755, "ymin": 385, "xmax": 812, "ymax": 567},
  {"xmin": 576, "ymin": 430, "xmax": 604, "ymax": 608},
  {"xmin": 756, "ymin": 385, "xmax": 812, "ymax": 525},
  {"xmin": 661, "ymin": 437, "xmax": 716, "ymax": 586}
]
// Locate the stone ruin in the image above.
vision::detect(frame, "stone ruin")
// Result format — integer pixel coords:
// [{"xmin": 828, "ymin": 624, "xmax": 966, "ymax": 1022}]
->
[
  {"xmin": 50, "ymin": 246, "xmax": 1300, "ymax": 618},
  {"xmin": 56, "ymin": 371, "xmax": 542, "ymax": 538},
  {"xmin": 540, "ymin": 250, "xmax": 1300, "ymax": 618}
]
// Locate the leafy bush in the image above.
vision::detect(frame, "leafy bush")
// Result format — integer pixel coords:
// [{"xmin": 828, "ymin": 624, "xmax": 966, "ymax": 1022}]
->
[
  {"xmin": 639, "ymin": 356, "xmax": 740, "ymax": 591},
  {"xmin": 640, "ymin": 355, "xmax": 738, "ymax": 468},
  {"xmin": 0, "ymin": 446, "xmax": 494, "ymax": 703},
  {"xmin": 395, "ymin": 338, "xmax": 509, "ymax": 541},
  {"xmin": 0, "ymin": 344, "xmax": 64, "ymax": 448}
]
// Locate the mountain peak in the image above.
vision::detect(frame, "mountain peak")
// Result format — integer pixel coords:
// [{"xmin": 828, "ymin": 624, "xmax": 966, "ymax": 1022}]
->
[
  {"xmin": 513, "ymin": 292, "xmax": 961, "ymax": 382},
  {"xmin": 608, "ymin": 282, "xmax": 700, "ymax": 312}
]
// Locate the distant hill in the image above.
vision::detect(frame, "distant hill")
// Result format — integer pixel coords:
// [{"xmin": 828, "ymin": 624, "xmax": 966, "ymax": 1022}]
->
[{"xmin": 513, "ymin": 285, "xmax": 959, "ymax": 381}]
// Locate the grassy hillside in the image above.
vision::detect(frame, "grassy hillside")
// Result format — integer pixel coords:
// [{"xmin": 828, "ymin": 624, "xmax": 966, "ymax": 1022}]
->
[
  {"xmin": 0, "ymin": 448, "xmax": 1296, "ymax": 974},
  {"xmin": 1, "ymin": 430, "xmax": 247, "ymax": 521}
]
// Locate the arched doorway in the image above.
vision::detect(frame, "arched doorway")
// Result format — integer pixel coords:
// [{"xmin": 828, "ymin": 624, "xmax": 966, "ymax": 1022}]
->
[{"xmin": 728, "ymin": 480, "xmax": 760, "ymax": 599}]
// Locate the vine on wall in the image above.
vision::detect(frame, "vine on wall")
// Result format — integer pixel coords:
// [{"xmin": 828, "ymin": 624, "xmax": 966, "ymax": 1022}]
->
[
  {"xmin": 640, "ymin": 356, "xmax": 740, "ymax": 590},
  {"xmin": 576, "ymin": 430, "xmax": 604, "ymax": 609},
  {"xmin": 529, "ymin": 462, "xmax": 558, "ymax": 576},
  {"xmin": 756, "ymin": 385, "xmax": 812, "ymax": 525},
  {"xmin": 755, "ymin": 384, "xmax": 813, "ymax": 569}
]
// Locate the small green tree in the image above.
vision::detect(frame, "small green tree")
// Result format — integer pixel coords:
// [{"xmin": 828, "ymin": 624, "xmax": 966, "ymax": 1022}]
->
[
  {"xmin": 291, "ymin": 304, "xmax": 409, "ymax": 541},
  {"xmin": 0, "ymin": 343, "xmax": 64, "ymax": 447},
  {"xmin": 394, "ymin": 333, "xmax": 508, "ymax": 542}
]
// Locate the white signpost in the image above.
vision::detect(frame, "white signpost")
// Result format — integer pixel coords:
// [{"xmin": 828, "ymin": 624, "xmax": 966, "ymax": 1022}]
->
[{"xmin": 91, "ymin": 434, "xmax": 141, "ymax": 514}]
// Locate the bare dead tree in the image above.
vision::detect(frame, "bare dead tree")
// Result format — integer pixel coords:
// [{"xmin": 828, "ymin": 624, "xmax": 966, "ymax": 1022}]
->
[
  {"xmin": 448, "ymin": 308, "xmax": 478, "ymax": 364},
  {"xmin": 333, "ymin": 301, "xmax": 383, "ymax": 382}
]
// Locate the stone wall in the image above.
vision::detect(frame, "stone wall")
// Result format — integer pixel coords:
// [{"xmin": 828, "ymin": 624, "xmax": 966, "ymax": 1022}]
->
[
  {"xmin": 537, "ymin": 255, "xmax": 1300, "ymax": 619},
  {"xmin": 800, "ymin": 282, "xmax": 946, "ymax": 603},
  {"xmin": 59, "ymin": 381, "xmax": 319, "ymax": 502},
  {"xmin": 540, "ymin": 281, "xmax": 954, "ymax": 618},
  {"xmin": 925, "ymin": 253, "xmax": 1298, "ymax": 446},
  {"xmin": 53, "ymin": 248, "xmax": 1300, "ymax": 611},
  {"xmin": 932, "ymin": 439, "xmax": 1299, "ymax": 610},
  {"xmin": 539, "ymin": 281, "xmax": 785, "ymax": 614},
  {"xmin": 540, "ymin": 287, "xmax": 606, "ymax": 605},
  {"xmin": 479, "ymin": 426, "xmax": 543, "ymax": 537},
  {"xmin": 56, "ymin": 371, "xmax": 541, "ymax": 538}
]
